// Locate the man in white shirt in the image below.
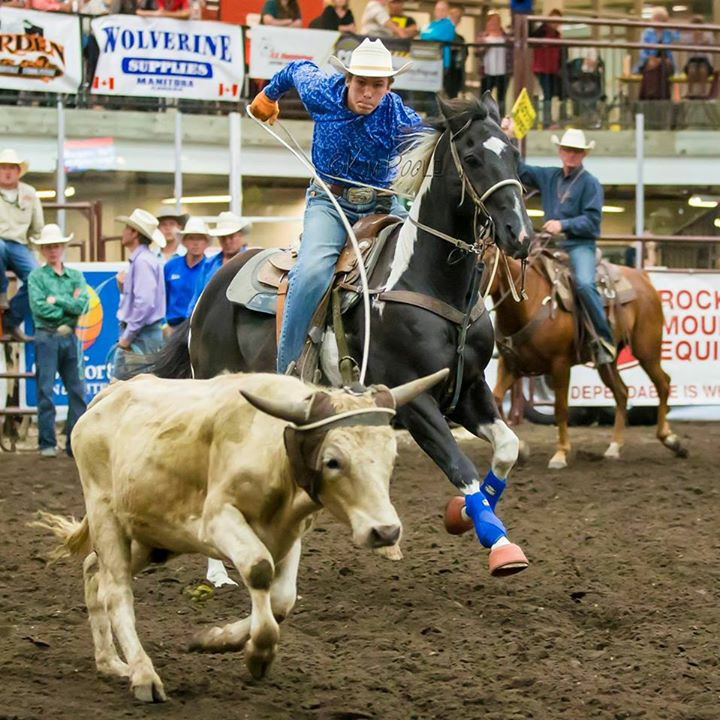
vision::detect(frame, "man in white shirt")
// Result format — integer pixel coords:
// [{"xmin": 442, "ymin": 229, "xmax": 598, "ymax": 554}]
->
[{"xmin": 361, "ymin": 0, "xmax": 405, "ymax": 38}]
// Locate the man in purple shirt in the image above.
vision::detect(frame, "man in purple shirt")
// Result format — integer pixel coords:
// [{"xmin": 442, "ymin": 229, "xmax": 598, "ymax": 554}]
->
[{"xmin": 113, "ymin": 208, "xmax": 167, "ymax": 379}]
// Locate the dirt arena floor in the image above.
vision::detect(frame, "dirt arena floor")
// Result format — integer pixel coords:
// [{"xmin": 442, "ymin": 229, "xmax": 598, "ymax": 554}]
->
[{"xmin": 1, "ymin": 421, "xmax": 719, "ymax": 720}]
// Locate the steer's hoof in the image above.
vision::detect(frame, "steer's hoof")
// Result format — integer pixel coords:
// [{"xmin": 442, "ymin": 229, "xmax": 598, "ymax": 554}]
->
[
  {"xmin": 245, "ymin": 641, "xmax": 275, "ymax": 680},
  {"xmin": 444, "ymin": 496, "xmax": 474, "ymax": 535},
  {"xmin": 131, "ymin": 672, "xmax": 167, "ymax": 703},
  {"xmin": 489, "ymin": 543, "xmax": 529, "ymax": 577}
]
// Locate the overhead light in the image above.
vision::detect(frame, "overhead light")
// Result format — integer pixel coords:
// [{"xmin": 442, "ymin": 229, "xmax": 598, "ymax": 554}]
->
[
  {"xmin": 162, "ymin": 194, "xmax": 231, "ymax": 205},
  {"xmin": 688, "ymin": 195, "xmax": 718, "ymax": 208},
  {"xmin": 527, "ymin": 208, "xmax": 544, "ymax": 217},
  {"xmin": 672, "ymin": 4, "xmax": 688, "ymax": 11},
  {"xmin": 714, "ymin": 218, "xmax": 720, "ymax": 229},
  {"xmin": 602, "ymin": 205, "xmax": 624, "ymax": 213},
  {"xmin": 36, "ymin": 186, "xmax": 76, "ymax": 200}
]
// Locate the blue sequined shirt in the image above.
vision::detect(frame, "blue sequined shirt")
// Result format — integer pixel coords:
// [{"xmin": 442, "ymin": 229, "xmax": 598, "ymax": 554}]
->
[{"xmin": 263, "ymin": 61, "xmax": 422, "ymax": 188}]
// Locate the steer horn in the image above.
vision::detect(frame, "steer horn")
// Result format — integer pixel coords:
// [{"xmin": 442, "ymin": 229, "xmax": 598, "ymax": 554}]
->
[
  {"xmin": 389, "ymin": 368, "xmax": 450, "ymax": 408},
  {"xmin": 240, "ymin": 390, "xmax": 310, "ymax": 425}
]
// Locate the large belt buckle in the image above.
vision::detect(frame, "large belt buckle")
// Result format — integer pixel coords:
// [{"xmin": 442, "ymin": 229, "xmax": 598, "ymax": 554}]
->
[{"xmin": 345, "ymin": 187, "xmax": 374, "ymax": 205}]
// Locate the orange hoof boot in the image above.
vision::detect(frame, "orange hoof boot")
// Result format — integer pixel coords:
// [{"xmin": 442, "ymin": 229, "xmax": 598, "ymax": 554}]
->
[
  {"xmin": 444, "ymin": 496, "xmax": 474, "ymax": 535},
  {"xmin": 488, "ymin": 543, "xmax": 529, "ymax": 577}
]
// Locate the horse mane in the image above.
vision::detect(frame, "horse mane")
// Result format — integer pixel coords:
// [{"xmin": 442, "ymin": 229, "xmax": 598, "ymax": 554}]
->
[{"xmin": 393, "ymin": 97, "xmax": 491, "ymax": 197}]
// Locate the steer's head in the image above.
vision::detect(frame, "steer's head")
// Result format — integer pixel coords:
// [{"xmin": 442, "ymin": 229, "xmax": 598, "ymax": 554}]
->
[{"xmin": 241, "ymin": 369, "xmax": 449, "ymax": 549}]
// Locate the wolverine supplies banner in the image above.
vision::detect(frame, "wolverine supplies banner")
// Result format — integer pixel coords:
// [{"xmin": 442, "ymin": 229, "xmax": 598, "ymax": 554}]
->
[
  {"xmin": 91, "ymin": 15, "xmax": 244, "ymax": 101},
  {"xmin": 0, "ymin": 7, "xmax": 82, "ymax": 93},
  {"xmin": 567, "ymin": 271, "xmax": 720, "ymax": 406},
  {"xmin": 249, "ymin": 26, "xmax": 443, "ymax": 92}
]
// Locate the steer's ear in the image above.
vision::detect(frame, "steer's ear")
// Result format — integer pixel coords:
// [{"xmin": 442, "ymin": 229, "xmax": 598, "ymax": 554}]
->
[
  {"xmin": 388, "ymin": 368, "xmax": 450, "ymax": 408},
  {"xmin": 240, "ymin": 389, "xmax": 310, "ymax": 425}
]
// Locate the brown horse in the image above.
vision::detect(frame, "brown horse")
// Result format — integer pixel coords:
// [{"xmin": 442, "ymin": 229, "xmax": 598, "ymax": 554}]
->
[{"xmin": 487, "ymin": 245, "xmax": 688, "ymax": 469}]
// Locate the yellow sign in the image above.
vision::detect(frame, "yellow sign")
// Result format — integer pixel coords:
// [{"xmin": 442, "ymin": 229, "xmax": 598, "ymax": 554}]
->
[{"xmin": 511, "ymin": 88, "xmax": 537, "ymax": 140}]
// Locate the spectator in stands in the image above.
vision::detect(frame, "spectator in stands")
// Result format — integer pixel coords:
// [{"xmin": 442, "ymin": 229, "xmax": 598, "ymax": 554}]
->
[
  {"xmin": 420, "ymin": 1, "xmax": 456, "ymax": 70},
  {"xmin": 388, "ymin": 0, "xmax": 418, "ymax": 38},
  {"xmin": 27, "ymin": 1, "xmax": 72, "ymax": 10},
  {"xmin": 164, "ymin": 217, "xmax": 208, "ymax": 332},
  {"xmin": 137, "ymin": 0, "xmax": 192, "ymax": 19},
  {"xmin": 27, "ymin": 224, "xmax": 88, "ymax": 458},
  {"xmin": 445, "ymin": 4, "xmax": 466, "ymax": 98},
  {"xmin": 188, "ymin": 211, "xmax": 250, "ymax": 312},
  {"xmin": 261, "ymin": 0, "xmax": 302, "ymax": 27},
  {"xmin": 683, "ymin": 15, "xmax": 715, "ymax": 99},
  {"xmin": 361, "ymin": 0, "xmax": 406, "ymax": 39},
  {"xmin": 153, "ymin": 207, "xmax": 189, "ymax": 263},
  {"xmin": 112, "ymin": 209, "xmax": 166, "ymax": 379},
  {"xmin": 312, "ymin": 0, "xmax": 355, "ymax": 32},
  {"xmin": 531, "ymin": 8, "xmax": 564, "ymax": 128},
  {"xmin": 0, "ymin": 148, "xmax": 43, "ymax": 341},
  {"xmin": 636, "ymin": 6, "xmax": 678, "ymax": 101},
  {"xmin": 478, "ymin": 12, "xmax": 509, "ymax": 115}
]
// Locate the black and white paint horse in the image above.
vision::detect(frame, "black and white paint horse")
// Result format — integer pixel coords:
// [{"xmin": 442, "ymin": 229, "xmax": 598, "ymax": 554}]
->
[{"xmin": 152, "ymin": 95, "xmax": 534, "ymax": 575}]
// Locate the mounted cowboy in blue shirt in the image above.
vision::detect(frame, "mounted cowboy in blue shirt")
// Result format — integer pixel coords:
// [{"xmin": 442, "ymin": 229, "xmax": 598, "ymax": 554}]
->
[
  {"xmin": 502, "ymin": 122, "xmax": 616, "ymax": 365},
  {"xmin": 249, "ymin": 38, "xmax": 422, "ymax": 375}
]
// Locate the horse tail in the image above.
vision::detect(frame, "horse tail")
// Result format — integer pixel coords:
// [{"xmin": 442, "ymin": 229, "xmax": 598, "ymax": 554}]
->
[
  {"xmin": 126, "ymin": 320, "xmax": 193, "ymax": 379},
  {"xmin": 29, "ymin": 512, "xmax": 91, "ymax": 563}
]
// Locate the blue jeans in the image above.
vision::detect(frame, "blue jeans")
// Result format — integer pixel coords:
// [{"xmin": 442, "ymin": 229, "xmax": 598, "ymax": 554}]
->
[
  {"xmin": 0, "ymin": 238, "xmax": 39, "ymax": 330},
  {"xmin": 564, "ymin": 240, "xmax": 614, "ymax": 345},
  {"xmin": 112, "ymin": 320, "xmax": 164, "ymax": 379},
  {"xmin": 276, "ymin": 183, "xmax": 405, "ymax": 373},
  {"xmin": 35, "ymin": 329, "xmax": 87, "ymax": 451}
]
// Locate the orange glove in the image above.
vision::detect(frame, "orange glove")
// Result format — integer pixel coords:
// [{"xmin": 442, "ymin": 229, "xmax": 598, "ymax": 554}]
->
[{"xmin": 250, "ymin": 91, "xmax": 280, "ymax": 125}]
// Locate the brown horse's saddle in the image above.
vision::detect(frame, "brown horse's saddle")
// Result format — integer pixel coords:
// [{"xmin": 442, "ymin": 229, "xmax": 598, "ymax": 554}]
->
[
  {"xmin": 536, "ymin": 248, "xmax": 637, "ymax": 313},
  {"xmin": 226, "ymin": 214, "xmax": 402, "ymax": 319}
]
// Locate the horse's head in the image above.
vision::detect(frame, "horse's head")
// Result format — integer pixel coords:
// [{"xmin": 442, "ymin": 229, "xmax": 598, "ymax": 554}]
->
[{"xmin": 433, "ymin": 94, "xmax": 533, "ymax": 259}]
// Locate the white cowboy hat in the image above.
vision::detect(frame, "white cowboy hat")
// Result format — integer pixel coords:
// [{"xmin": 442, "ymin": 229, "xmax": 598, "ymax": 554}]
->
[
  {"xmin": 115, "ymin": 208, "xmax": 167, "ymax": 248},
  {"xmin": 34, "ymin": 223, "xmax": 73, "ymax": 245},
  {"xmin": 179, "ymin": 217, "xmax": 210, "ymax": 237},
  {"xmin": 154, "ymin": 207, "xmax": 190, "ymax": 226},
  {"xmin": 208, "ymin": 211, "xmax": 251, "ymax": 237},
  {"xmin": 329, "ymin": 38, "xmax": 412, "ymax": 78},
  {"xmin": 0, "ymin": 148, "xmax": 29, "ymax": 177},
  {"xmin": 551, "ymin": 128, "xmax": 596, "ymax": 151}
]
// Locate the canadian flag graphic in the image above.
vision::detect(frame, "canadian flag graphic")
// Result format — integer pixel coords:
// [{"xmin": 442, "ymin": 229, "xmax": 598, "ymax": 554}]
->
[
  {"xmin": 218, "ymin": 82, "xmax": 239, "ymax": 98},
  {"xmin": 92, "ymin": 76, "xmax": 115, "ymax": 91}
]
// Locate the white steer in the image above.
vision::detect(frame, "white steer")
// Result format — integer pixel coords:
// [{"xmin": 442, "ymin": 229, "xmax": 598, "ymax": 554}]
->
[{"xmin": 34, "ymin": 369, "xmax": 447, "ymax": 703}]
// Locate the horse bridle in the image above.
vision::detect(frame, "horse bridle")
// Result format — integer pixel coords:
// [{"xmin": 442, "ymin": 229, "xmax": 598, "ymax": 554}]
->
[{"xmin": 408, "ymin": 119, "xmax": 524, "ymax": 257}]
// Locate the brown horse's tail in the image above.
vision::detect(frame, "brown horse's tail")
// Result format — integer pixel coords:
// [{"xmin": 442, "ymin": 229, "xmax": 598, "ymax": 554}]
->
[{"xmin": 29, "ymin": 512, "xmax": 91, "ymax": 563}]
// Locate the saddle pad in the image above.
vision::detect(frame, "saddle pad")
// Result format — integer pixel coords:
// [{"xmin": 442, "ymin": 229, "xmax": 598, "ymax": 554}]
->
[{"xmin": 226, "ymin": 247, "xmax": 283, "ymax": 316}]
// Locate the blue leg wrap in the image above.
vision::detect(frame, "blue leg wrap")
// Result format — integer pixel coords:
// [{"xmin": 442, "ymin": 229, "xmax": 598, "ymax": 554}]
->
[
  {"xmin": 464, "ymin": 491, "xmax": 507, "ymax": 548},
  {"xmin": 480, "ymin": 470, "xmax": 506, "ymax": 512}
]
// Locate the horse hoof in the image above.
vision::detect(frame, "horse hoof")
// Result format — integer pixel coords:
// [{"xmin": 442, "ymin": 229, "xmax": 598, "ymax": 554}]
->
[
  {"xmin": 444, "ymin": 496, "xmax": 474, "ymax": 535},
  {"xmin": 663, "ymin": 434, "xmax": 688, "ymax": 459},
  {"xmin": 604, "ymin": 442, "xmax": 621, "ymax": 460},
  {"xmin": 548, "ymin": 453, "xmax": 567, "ymax": 470},
  {"xmin": 489, "ymin": 543, "xmax": 529, "ymax": 577}
]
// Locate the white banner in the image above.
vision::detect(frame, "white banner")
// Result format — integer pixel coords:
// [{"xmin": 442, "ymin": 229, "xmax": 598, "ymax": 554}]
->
[
  {"xmin": 91, "ymin": 15, "xmax": 244, "ymax": 102},
  {"xmin": 567, "ymin": 271, "xmax": 720, "ymax": 406},
  {"xmin": 249, "ymin": 25, "xmax": 339, "ymax": 78},
  {"xmin": 249, "ymin": 26, "xmax": 443, "ymax": 92},
  {"xmin": 0, "ymin": 7, "xmax": 82, "ymax": 93}
]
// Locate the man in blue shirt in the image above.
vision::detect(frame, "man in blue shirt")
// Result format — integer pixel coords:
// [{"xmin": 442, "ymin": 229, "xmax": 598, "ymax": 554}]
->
[
  {"xmin": 420, "ymin": 0, "xmax": 456, "ymax": 68},
  {"xmin": 502, "ymin": 123, "xmax": 615, "ymax": 365},
  {"xmin": 163, "ymin": 217, "xmax": 208, "ymax": 330},
  {"xmin": 250, "ymin": 38, "xmax": 422, "ymax": 374}
]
